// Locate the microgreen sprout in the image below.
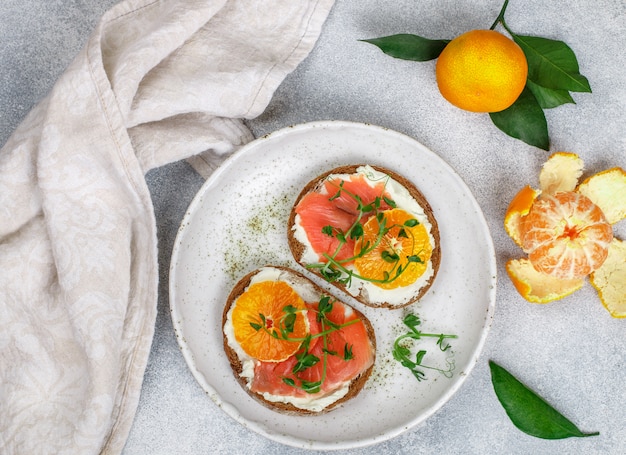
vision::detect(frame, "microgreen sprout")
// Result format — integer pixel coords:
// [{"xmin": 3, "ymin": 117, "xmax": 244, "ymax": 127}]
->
[
  {"xmin": 392, "ymin": 313, "xmax": 457, "ymax": 381},
  {"xmin": 307, "ymin": 177, "xmax": 424, "ymax": 287}
]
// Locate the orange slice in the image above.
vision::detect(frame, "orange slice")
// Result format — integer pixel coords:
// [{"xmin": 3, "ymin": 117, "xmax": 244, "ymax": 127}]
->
[
  {"xmin": 504, "ymin": 185, "xmax": 541, "ymax": 248},
  {"xmin": 590, "ymin": 239, "xmax": 626, "ymax": 318},
  {"xmin": 538, "ymin": 152, "xmax": 584, "ymax": 195},
  {"xmin": 231, "ymin": 280, "xmax": 308, "ymax": 362},
  {"xmin": 520, "ymin": 191, "xmax": 613, "ymax": 279},
  {"xmin": 353, "ymin": 208, "xmax": 432, "ymax": 289},
  {"xmin": 577, "ymin": 167, "xmax": 626, "ymax": 225},
  {"xmin": 506, "ymin": 258, "xmax": 585, "ymax": 303}
]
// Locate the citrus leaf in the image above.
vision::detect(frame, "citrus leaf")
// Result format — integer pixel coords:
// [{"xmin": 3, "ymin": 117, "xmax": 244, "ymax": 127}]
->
[
  {"xmin": 489, "ymin": 87, "xmax": 549, "ymax": 150},
  {"xmin": 511, "ymin": 34, "xmax": 591, "ymax": 93},
  {"xmin": 526, "ymin": 79, "xmax": 575, "ymax": 109},
  {"xmin": 360, "ymin": 34, "xmax": 449, "ymax": 61},
  {"xmin": 489, "ymin": 361, "xmax": 600, "ymax": 439}
]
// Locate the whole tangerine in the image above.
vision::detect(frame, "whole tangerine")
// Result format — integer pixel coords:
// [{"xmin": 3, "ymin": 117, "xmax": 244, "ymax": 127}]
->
[{"xmin": 435, "ymin": 29, "xmax": 528, "ymax": 113}]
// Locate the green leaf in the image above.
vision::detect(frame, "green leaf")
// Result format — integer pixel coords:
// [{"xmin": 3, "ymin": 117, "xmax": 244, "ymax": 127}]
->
[
  {"xmin": 511, "ymin": 34, "xmax": 591, "ymax": 93},
  {"xmin": 360, "ymin": 34, "xmax": 450, "ymax": 62},
  {"xmin": 383, "ymin": 196, "xmax": 397, "ymax": 208},
  {"xmin": 489, "ymin": 361, "xmax": 600, "ymax": 439},
  {"xmin": 394, "ymin": 345, "xmax": 411, "ymax": 360},
  {"xmin": 283, "ymin": 313, "xmax": 296, "ymax": 334},
  {"xmin": 300, "ymin": 380, "xmax": 322, "ymax": 394},
  {"xmin": 403, "ymin": 313, "xmax": 421, "ymax": 330},
  {"xmin": 293, "ymin": 353, "xmax": 320, "ymax": 373},
  {"xmin": 381, "ymin": 250, "xmax": 399, "ymax": 263},
  {"xmin": 404, "ymin": 219, "xmax": 419, "ymax": 227},
  {"xmin": 415, "ymin": 350, "xmax": 427, "ymax": 365},
  {"xmin": 320, "ymin": 266, "xmax": 341, "ymax": 282},
  {"xmin": 343, "ymin": 343, "xmax": 354, "ymax": 360},
  {"xmin": 350, "ymin": 222, "xmax": 364, "ymax": 239},
  {"xmin": 526, "ymin": 79, "xmax": 575, "ymax": 109},
  {"xmin": 317, "ymin": 296, "xmax": 332, "ymax": 317},
  {"xmin": 282, "ymin": 305, "xmax": 298, "ymax": 314},
  {"xmin": 489, "ymin": 87, "xmax": 549, "ymax": 150}
]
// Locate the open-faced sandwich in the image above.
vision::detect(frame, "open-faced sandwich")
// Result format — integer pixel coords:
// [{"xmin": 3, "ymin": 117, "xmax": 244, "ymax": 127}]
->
[
  {"xmin": 288, "ymin": 165, "xmax": 441, "ymax": 309},
  {"xmin": 222, "ymin": 266, "xmax": 376, "ymax": 414}
]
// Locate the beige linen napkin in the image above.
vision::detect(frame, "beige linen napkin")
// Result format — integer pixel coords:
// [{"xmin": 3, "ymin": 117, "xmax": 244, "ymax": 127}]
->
[{"xmin": 0, "ymin": 0, "xmax": 333, "ymax": 453}]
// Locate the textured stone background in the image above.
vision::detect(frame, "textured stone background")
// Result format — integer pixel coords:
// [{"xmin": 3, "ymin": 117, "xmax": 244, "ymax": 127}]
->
[{"xmin": 2, "ymin": 1, "xmax": 625, "ymax": 454}]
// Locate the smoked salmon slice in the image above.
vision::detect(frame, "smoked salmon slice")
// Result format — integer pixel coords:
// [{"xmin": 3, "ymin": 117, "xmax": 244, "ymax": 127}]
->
[
  {"xmin": 295, "ymin": 174, "xmax": 391, "ymax": 263},
  {"xmin": 250, "ymin": 299, "xmax": 375, "ymax": 398}
]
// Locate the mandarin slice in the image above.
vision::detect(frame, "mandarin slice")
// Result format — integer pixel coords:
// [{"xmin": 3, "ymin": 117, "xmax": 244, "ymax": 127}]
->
[
  {"xmin": 538, "ymin": 152, "xmax": 584, "ymax": 195},
  {"xmin": 590, "ymin": 238, "xmax": 626, "ymax": 318},
  {"xmin": 521, "ymin": 191, "xmax": 613, "ymax": 279},
  {"xmin": 506, "ymin": 258, "xmax": 585, "ymax": 303},
  {"xmin": 353, "ymin": 208, "xmax": 432, "ymax": 289},
  {"xmin": 577, "ymin": 167, "xmax": 626, "ymax": 225},
  {"xmin": 504, "ymin": 185, "xmax": 541, "ymax": 248},
  {"xmin": 231, "ymin": 280, "xmax": 308, "ymax": 362}
]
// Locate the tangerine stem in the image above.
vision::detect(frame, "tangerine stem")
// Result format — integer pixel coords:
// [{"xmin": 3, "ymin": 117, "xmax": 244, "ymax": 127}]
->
[{"xmin": 489, "ymin": 0, "xmax": 510, "ymax": 30}]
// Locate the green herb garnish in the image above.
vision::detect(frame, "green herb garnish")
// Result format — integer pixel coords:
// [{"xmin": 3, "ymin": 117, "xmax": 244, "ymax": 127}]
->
[
  {"xmin": 489, "ymin": 360, "xmax": 600, "ymax": 439},
  {"xmin": 307, "ymin": 176, "xmax": 423, "ymax": 287},
  {"xmin": 392, "ymin": 313, "xmax": 457, "ymax": 381}
]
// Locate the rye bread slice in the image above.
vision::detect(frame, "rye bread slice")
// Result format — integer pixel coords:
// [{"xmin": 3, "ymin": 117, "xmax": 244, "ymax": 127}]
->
[
  {"xmin": 287, "ymin": 165, "xmax": 441, "ymax": 309},
  {"xmin": 222, "ymin": 266, "xmax": 376, "ymax": 415}
]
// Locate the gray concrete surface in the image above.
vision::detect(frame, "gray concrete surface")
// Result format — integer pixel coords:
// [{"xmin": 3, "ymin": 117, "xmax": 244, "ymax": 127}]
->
[{"xmin": 2, "ymin": 1, "xmax": 625, "ymax": 454}]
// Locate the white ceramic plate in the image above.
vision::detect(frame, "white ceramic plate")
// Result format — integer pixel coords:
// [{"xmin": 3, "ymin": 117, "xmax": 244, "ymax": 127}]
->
[{"xmin": 169, "ymin": 121, "xmax": 496, "ymax": 450}]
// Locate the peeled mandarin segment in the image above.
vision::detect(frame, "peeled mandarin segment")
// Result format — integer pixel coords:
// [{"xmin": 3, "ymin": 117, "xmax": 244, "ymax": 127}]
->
[
  {"xmin": 353, "ymin": 208, "xmax": 432, "ymax": 290},
  {"xmin": 504, "ymin": 185, "xmax": 541, "ymax": 247},
  {"xmin": 231, "ymin": 281, "xmax": 308, "ymax": 362},
  {"xmin": 538, "ymin": 152, "xmax": 584, "ymax": 195},
  {"xmin": 577, "ymin": 167, "xmax": 626, "ymax": 225},
  {"xmin": 521, "ymin": 192, "xmax": 613, "ymax": 279},
  {"xmin": 506, "ymin": 258, "xmax": 585, "ymax": 303},
  {"xmin": 590, "ymin": 239, "xmax": 626, "ymax": 318}
]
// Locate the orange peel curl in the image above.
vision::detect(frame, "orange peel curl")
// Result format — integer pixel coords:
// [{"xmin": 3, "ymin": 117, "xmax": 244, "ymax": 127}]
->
[{"xmin": 506, "ymin": 258, "xmax": 585, "ymax": 303}]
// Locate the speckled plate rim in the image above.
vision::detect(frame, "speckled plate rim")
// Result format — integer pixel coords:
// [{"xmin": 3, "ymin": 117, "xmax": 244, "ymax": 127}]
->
[{"xmin": 169, "ymin": 120, "xmax": 497, "ymax": 450}]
